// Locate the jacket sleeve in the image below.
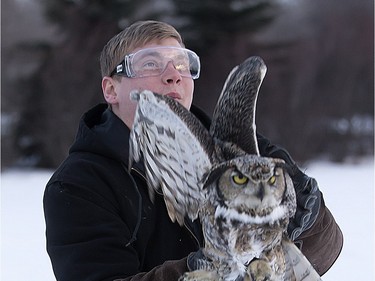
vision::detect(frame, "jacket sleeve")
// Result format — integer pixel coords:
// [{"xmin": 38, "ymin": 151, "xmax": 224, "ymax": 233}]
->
[
  {"xmin": 44, "ymin": 179, "xmax": 188, "ymax": 281},
  {"xmin": 297, "ymin": 197, "xmax": 343, "ymax": 275},
  {"xmin": 257, "ymin": 133, "xmax": 343, "ymax": 276}
]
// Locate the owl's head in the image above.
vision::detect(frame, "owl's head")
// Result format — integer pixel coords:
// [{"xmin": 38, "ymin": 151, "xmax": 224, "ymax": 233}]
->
[{"xmin": 205, "ymin": 155, "xmax": 296, "ymax": 222}]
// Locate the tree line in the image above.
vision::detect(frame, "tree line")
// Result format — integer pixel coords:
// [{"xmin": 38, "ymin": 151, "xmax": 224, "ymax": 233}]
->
[{"xmin": 1, "ymin": 0, "xmax": 373, "ymax": 169}]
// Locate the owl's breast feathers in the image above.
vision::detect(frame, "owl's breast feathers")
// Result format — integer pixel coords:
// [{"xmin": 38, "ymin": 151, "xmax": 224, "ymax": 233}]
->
[
  {"xmin": 199, "ymin": 203, "xmax": 287, "ymax": 279},
  {"xmin": 218, "ymin": 204, "xmax": 288, "ymax": 245}
]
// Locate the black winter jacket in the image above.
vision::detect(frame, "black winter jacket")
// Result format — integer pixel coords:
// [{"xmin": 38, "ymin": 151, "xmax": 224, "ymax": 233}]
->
[{"xmin": 44, "ymin": 103, "xmax": 343, "ymax": 281}]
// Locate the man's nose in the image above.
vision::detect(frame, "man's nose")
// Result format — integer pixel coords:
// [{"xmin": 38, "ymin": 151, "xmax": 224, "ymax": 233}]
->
[{"xmin": 161, "ymin": 61, "xmax": 182, "ymax": 84}]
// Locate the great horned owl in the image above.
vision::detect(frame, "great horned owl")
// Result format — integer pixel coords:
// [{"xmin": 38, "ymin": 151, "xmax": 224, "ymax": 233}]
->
[{"xmin": 129, "ymin": 56, "xmax": 322, "ymax": 281}]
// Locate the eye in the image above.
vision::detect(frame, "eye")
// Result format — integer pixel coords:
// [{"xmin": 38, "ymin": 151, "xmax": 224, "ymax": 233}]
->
[
  {"xmin": 268, "ymin": 175, "xmax": 276, "ymax": 185},
  {"xmin": 135, "ymin": 55, "xmax": 163, "ymax": 71},
  {"xmin": 231, "ymin": 171, "xmax": 249, "ymax": 185},
  {"xmin": 142, "ymin": 60, "xmax": 159, "ymax": 70}
]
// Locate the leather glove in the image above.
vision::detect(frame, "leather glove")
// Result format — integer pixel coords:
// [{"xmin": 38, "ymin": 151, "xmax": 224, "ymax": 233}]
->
[
  {"xmin": 186, "ymin": 249, "xmax": 210, "ymax": 271},
  {"xmin": 258, "ymin": 137, "xmax": 322, "ymax": 240},
  {"xmin": 287, "ymin": 169, "xmax": 321, "ymax": 240}
]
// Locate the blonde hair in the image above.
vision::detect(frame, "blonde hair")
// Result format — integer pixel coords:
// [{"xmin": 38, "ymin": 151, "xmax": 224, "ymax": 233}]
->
[{"xmin": 100, "ymin": 20, "xmax": 184, "ymax": 77}]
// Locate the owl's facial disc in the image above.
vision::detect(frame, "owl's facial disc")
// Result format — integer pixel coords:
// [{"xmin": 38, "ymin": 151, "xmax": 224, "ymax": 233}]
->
[{"xmin": 218, "ymin": 166, "xmax": 285, "ymax": 215}]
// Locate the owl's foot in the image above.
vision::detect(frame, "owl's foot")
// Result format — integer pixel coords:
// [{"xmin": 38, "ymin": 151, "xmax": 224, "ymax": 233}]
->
[
  {"xmin": 247, "ymin": 259, "xmax": 275, "ymax": 281},
  {"xmin": 178, "ymin": 270, "xmax": 219, "ymax": 281}
]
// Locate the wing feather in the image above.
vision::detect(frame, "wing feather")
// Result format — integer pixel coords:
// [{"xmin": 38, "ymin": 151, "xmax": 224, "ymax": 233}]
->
[
  {"xmin": 210, "ymin": 56, "xmax": 267, "ymax": 157},
  {"xmin": 129, "ymin": 90, "xmax": 215, "ymax": 225},
  {"xmin": 282, "ymin": 240, "xmax": 322, "ymax": 281}
]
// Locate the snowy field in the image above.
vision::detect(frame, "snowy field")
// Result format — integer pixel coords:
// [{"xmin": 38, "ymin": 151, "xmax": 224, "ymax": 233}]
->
[{"xmin": 1, "ymin": 158, "xmax": 374, "ymax": 281}]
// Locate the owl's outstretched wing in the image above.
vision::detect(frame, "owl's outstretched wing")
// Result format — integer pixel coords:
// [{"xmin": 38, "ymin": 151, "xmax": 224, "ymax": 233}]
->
[
  {"xmin": 210, "ymin": 56, "xmax": 267, "ymax": 157},
  {"xmin": 129, "ymin": 90, "xmax": 215, "ymax": 226},
  {"xmin": 282, "ymin": 240, "xmax": 322, "ymax": 281}
]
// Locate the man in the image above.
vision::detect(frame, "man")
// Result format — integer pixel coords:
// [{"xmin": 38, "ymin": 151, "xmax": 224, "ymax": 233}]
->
[{"xmin": 43, "ymin": 20, "xmax": 343, "ymax": 281}]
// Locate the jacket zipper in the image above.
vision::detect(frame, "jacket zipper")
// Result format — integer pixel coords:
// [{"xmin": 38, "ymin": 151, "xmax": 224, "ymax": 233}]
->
[
  {"xmin": 130, "ymin": 166, "xmax": 147, "ymax": 181},
  {"xmin": 184, "ymin": 221, "xmax": 202, "ymax": 248},
  {"xmin": 130, "ymin": 166, "xmax": 201, "ymax": 248}
]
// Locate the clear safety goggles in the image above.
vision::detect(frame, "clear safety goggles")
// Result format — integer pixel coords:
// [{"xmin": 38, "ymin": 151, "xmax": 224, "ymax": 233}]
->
[{"xmin": 110, "ymin": 46, "xmax": 200, "ymax": 79}]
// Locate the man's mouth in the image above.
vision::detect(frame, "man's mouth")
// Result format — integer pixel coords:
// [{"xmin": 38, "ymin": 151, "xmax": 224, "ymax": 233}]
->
[{"xmin": 165, "ymin": 92, "xmax": 181, "ymax": 100}]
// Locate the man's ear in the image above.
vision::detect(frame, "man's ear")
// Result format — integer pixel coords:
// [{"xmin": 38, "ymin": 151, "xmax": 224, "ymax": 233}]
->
[{"xmin": 102, "ymin": 76, "xmax": 118, "ymax": 105}]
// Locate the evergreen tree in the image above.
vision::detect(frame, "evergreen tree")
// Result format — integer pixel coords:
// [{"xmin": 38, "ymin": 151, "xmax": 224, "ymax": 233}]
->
[{"xmin": 8, "ymin": 0, "xmax": 372, "ymax": 168}]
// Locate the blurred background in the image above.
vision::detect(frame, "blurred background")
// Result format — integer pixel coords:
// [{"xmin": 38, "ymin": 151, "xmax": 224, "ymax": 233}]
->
[{"xmin": 1, "ymin": 0, "xmax": 374, "ymax": 169}]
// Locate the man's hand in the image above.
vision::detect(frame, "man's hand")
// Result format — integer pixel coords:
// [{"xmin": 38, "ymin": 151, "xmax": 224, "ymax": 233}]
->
[
  {"xmin": 287, "ymin": 169, "xmax": 321, "ymax": 240},
  {"xmin": 186, "ymin": 249, "xmax": 209, "ymax": 271}
]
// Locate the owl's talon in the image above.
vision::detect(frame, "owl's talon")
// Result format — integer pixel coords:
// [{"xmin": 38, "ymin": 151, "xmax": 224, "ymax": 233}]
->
[
  {"xmin": 179, "ymin": 270, "xmax": 219, "ymax": 281},
  {"xmin": 247, "ymin": 259, "xmax": 274, "ymax": 281}
]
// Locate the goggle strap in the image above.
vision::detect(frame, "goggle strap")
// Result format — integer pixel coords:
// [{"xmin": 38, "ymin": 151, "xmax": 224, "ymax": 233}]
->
[{"xmin": 110, "ymin": 60, "xmax": 130, "ymax": 77}]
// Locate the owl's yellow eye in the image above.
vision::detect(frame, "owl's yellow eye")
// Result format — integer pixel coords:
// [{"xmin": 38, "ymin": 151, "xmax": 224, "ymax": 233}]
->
[
  {"xmin": 268, "ymin": 175, "xmax": 276, "ymax": 185},
  {"xmin": 232, "ymin": 172, "xmax": 249, "ymax": 185}
]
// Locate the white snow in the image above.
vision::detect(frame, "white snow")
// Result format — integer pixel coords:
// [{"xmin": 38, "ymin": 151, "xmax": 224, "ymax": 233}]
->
[{"xmin": 1, "ymin": 158, "xmax": 374, "ymax": 280}]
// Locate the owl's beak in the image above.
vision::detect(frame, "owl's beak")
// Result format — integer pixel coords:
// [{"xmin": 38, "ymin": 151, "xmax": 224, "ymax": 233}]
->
[{"xmin": 256, "ymin": 184, "xmax": 265, "ymax": 201}]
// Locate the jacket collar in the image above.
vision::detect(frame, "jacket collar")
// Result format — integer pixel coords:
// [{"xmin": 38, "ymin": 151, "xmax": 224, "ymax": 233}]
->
[
  {"xmin": 69, "ymin": 103, "xmax": 130, "ymax": 164},
  {"xmin": 69, "ymin": 102, "xmax": 212, "ymax": 166}
]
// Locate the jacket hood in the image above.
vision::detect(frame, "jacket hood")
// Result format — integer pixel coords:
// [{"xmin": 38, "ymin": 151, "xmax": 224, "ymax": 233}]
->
[{"xmin": 69, "ymin": 103, "xmax": 131, "ymax": 164}]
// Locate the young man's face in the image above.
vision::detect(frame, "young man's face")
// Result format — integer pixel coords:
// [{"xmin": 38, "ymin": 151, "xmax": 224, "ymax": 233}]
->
[{"xmin": 102, "ymin": 38, "xmax": 195, "ymax": 129}]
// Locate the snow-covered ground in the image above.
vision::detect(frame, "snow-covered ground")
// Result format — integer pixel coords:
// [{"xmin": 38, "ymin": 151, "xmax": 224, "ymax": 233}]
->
[{"xmin": 1, "ymin": 158, "xmax": 374, "ymax": 280}]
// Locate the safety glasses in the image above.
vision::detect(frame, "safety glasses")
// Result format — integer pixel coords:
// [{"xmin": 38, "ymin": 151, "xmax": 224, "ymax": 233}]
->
[{"xmin": 110, "ymin": 46, "xmax": 200, "ymax": 79}]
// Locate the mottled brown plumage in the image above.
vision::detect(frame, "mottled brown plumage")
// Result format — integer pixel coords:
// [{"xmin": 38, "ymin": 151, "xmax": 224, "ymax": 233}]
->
[{"xmin": 129, "ymin": 56, "xmax": 322, "ymax": 281}]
